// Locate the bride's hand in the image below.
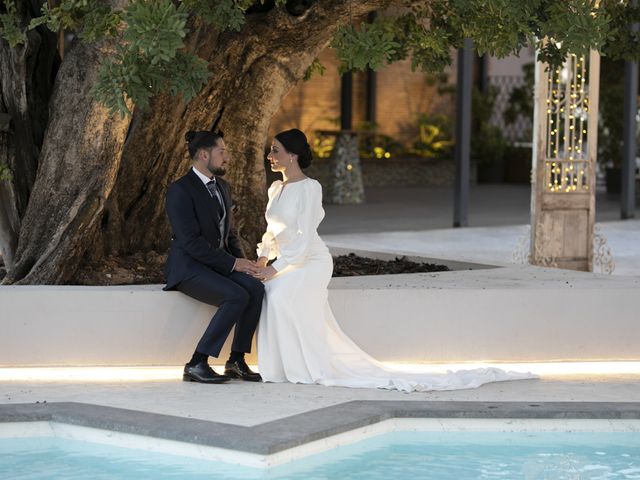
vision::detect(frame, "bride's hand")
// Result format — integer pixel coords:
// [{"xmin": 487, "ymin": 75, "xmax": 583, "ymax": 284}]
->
[
  {"xmin": 254, "ymin": 265, "xmax": 277, "ymax": 282},
  {"xmin": 256, "ymin": 256, "xmax": 268, "ymax": 268}
]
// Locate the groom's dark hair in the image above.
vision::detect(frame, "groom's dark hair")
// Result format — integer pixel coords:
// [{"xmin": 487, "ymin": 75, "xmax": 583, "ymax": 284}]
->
[{"xmin": 185, "ymin": 130, "xmax": 224, "ymax": 159}]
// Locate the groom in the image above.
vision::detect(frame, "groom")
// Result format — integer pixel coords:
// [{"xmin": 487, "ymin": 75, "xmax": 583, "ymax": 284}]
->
[{"xmin": 164, "ymin": 130, "xmax": 263, "ymax": 384}]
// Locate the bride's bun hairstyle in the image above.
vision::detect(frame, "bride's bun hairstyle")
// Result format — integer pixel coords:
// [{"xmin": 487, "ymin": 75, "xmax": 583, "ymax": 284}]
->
[
  {"xmin": 275, "ymin": 128, "xmax": 313, "ymax": 168},
  {"xmin": 185, "ymin": 130, "xmax": 224, "ymax": 159}
]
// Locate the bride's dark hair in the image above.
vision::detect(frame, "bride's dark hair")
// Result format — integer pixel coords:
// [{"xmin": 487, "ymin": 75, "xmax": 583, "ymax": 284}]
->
[
  {"xmin": 185, "ymin": 130, "xmax": 224, "ymax": 159},
  {"xmin": 275, "ymin": 128, "xmax": 313, "ymax": 168}
]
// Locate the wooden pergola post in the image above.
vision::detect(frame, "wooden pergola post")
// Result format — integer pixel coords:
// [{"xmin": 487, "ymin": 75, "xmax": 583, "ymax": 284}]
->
[{"xmin": 530, "ymin": 50, "xmax": 601, "ymax": 271}]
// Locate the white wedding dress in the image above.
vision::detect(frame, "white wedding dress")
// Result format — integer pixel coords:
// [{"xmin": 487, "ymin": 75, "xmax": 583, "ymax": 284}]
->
[{"xmin": 256, "ymin": 178, "xmax": 535, "ymax": 392}]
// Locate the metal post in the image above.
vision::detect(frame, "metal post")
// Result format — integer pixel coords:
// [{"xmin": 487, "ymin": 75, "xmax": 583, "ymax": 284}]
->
[
  {"xmin": 453, "ymin": 39, "xmax": 473, "ymax": 227},
  {"xmin": 366, "ymin": 69, "xmax": 377, "ymax": 125},
  {"xmin": 621, "ymin": 10, "xmax": 639, "ymax": 218},
  {"xmin": 340, "ymin": 72, "xmax": 353, "ymax": 131},
  {"xmin": 366, "ymin": 11, "xmax": 377, "ymax": 125}
]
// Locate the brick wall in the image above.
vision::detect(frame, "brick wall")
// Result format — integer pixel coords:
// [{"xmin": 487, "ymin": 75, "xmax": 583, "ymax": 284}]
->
[
  {"xmin": 268, "ymin": 48, "xmax": 342, "ymax": 140},
  {"xmin": 268, "ymin": 48, "xmax": 456, "ymax": 148}
]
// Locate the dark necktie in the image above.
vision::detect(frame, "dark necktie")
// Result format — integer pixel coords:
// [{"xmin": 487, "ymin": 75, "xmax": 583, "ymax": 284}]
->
[{"xmin": 206, "ymin": 179, "xmax": 225, "ymax": 218}]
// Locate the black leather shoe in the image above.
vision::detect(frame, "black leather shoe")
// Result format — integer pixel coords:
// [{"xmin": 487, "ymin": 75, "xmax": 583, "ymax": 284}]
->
[
  {"xmin": 224, "ymin": 359, "xmax": 262, "ymax": 382},
  {"xmin": 183, "ymin": 361, "xmax": 230, "ymax": 384}
]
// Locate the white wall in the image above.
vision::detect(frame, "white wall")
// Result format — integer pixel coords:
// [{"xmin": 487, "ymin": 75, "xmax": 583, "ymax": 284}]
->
[{"xmin": 1, "ymin": 273, "xmax": 638, "ymax": 366}]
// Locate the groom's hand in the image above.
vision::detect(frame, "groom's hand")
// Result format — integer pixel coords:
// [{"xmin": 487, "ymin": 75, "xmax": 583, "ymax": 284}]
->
[{"xmin": 234, "ymin": 258, "xmax": 258, "ymax": 275}]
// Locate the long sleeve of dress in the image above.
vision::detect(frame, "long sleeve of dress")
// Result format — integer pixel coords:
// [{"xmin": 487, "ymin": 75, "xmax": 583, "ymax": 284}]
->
[
  {"xmin": 256, "ymin": 231, "xmax": 277, "ymax": 260},
  {"xmin": 271, "ymin": 181, "xmax": 324, "ymax": 272},
  {"xmin": 256, "ymin": 181, "xmax": 281, "ymax": 260}
]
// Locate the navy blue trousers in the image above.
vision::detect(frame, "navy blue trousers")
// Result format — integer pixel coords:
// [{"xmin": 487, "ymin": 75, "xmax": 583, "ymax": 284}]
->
[{"xmin": 177, "ymin": 264, "xmax": 264, "ymax": 358}]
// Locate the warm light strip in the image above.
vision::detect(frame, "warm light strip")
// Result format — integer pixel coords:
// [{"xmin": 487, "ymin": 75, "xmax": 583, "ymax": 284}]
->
[
  {"xmin": 382, "ymin": 362, "xmax": 640, "ymax": 376},
  {"xmin": 0, "ymin": 362, "xmax": 640, "ymax": 382},
  {"xmin": 0, "ymin": 367, "xmax": 186, "ymax": 382}
]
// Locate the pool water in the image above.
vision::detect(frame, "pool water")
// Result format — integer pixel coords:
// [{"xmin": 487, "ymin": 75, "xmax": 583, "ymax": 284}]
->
[{"xmin": 1, "ymin": 431, "xmax": 640, "ymax": 479}]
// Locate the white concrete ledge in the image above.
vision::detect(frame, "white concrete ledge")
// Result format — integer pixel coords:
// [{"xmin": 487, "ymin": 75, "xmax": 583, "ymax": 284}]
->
[{"xmin": 1, "ymin": 263, "xmax": 639, "ymax": 366}]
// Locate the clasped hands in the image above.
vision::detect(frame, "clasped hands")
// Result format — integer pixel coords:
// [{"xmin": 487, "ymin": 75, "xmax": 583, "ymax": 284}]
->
[{"xmin": 234, "ymin": 257, "xmax": 276, "ymax": 282}]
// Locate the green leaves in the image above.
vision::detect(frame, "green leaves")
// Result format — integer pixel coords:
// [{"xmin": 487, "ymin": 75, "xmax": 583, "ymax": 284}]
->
[
  {"xmin": 599, "ymin": 0, "xmax": 640, "ymax": 62},
  {"xmin": 31, "ymin": 0, "xmax": 90, "ymax": 33},
  {"xmin": 27, "ymin": 0, "xmax": 121, "ymax": 42},
  {"xmin": 79, "ymin": 5, "xmax": 122, "ymax": 42},
  {"xmin": 0, "ymin": 163, "xmax": 11, "ymax": 182},
  {"xmin": 337, "ymin": 0, "xmax": 629, "ymax": 75},
  {"xmin": 182, "ymin": 0, "xmax": 249, "ymax": 31},
  {"xmin": 123, "ymin": 0, "xmax": 187, "ymax": 65},
  {"xmin": 387, "ymin": 13, "xmax": 455, "ymax": 73},
  {"xmin": 332, "ymin": 21, "xmax": 400, "ymax": 73},
  {"xmin": 92, "ymin": 0, "xmax": 210, "ymax": 117},
  {"xmin": 449, "ymin": 0, "xmax": 539, "ymax": 57},
  {"xmin": 7, "ymin": 0, "xmax": 640, "ymax": 119},
  {"xmin": 0, "ymin": 0, "xmax": 26, "ymax": 47},
  {"xmin": 166, "ymin": 51, "xmax": 210, "ymax": 102},
  {"xmin": 538, "ymin": 0, "xmax": 613, "ymax": 64},
  {"xmin": 92, "ymin": 50, "xmax": 148, "ymax": 117},
  {"xmin": 303, "ymin": 57, "xmax": 326, "ymax": 81}
]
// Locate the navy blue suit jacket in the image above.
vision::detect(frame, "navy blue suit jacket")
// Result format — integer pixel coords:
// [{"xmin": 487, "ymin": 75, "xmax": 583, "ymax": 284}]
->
[{"xmin": 164, "ymin": 169, "xmax": 245, "ymax": 290}]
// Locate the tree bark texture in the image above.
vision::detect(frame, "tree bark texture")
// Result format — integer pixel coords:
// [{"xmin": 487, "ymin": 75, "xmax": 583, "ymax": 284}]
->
[
  {"xmin": 5, "ymin": 33, "xmax": 132, "ymax": 284},
  {"xmin": 4, "ymin": 0, "xmax": 389, "ymax": 284},
  {"xmin": 0, "ymin": 0, "xmax": 58, "ymax": 272}
]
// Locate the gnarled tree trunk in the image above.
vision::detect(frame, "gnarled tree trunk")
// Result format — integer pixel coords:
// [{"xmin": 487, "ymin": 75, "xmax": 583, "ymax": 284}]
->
[
  {"xmin": 3, "ymin": 0, "xmax": 388, "ymax": 285},
  {"xmin": 0, "ymin": 0, "xmax": 58, "ymax": 273},
  {"xmin": 4, "ymin": 32, "xmax": 131, "ymax": 284}
]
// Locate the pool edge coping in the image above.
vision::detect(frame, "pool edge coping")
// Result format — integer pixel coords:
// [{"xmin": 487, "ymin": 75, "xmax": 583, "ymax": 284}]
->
[{"xmin": 2, "ymin": 400, "xmax": 640, "ymax": 456}]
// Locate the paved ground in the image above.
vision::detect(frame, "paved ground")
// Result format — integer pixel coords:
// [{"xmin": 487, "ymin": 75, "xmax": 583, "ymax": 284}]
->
[
  {"xmin": 324, "ymin": 221, "xmax": 640, "ymax": 276},
  {"xmin": 2, "ymin": 374, "xmax": 640, "ymax": 427},
  {"xmin": 319, "ymin": 184, "xmax": 633, "ymax": 235},
  {"xmin": 320, "ymin": 184, "xmax": 640, "ymax": 276},
  {"xmin": 2, "ymin": 184, "xmax": 639, "ymax": 435}
]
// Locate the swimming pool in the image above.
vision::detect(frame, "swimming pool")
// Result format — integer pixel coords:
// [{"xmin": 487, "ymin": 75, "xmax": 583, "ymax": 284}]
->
[{"xmin": 2, "ymin": 422, "xmax": 640, "ymax": 479}]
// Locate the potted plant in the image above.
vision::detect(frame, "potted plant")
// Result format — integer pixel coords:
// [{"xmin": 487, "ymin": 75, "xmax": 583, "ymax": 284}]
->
[{"xmin": 406, "ymin": 113, "xmax": 453, "ymax": 158}]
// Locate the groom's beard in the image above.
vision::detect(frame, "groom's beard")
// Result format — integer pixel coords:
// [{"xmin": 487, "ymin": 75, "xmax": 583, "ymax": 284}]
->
[{"xmin": 211, "ymin": 166, "xmax": 226, "ymax": 176}]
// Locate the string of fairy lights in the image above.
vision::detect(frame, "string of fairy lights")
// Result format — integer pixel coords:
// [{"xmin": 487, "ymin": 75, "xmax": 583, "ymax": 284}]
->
[{"xmin": 545, "ymin": 54, "xmax": 591, "ymax": 193}]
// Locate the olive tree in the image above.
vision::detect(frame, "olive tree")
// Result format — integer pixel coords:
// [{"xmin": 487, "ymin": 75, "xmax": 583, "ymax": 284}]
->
[{"xmin": 0, "ymin": 0, "xmax": 637, "ymax": 284}]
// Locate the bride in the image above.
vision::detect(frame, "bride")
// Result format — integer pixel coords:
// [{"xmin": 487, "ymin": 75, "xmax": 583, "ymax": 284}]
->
[{"xmin": 252, "ymin": 128, "xmax": 535, "ymax": 392}]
